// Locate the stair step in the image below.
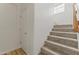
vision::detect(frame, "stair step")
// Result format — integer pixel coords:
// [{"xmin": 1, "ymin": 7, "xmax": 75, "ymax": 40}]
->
[
  {"xmin": 41, "ymin": 46, "xmax": 68, "ymax": 55},
  {"xmin": 40, "ymin": 24, "xmax": 78, "ymax": 55},
  {"xmin": 52, "ymin": 28, "xmax": 73, "ymax": 32},
  {"xmin": 45, "ymin": 40, "xmax": 79, "ymax": 55},
  {"xmin": 48, "ymin": 35, "xmax": 78, "ymax": 48},
  {"xmin": 41, "ymin": 47, "xmax": 61, "ymax": 55},
  {"xmin": 50, "ymin": 31, "xmax": 77, "ymax": 39},
  {"xmin": 39, "ymin": 52, "xmax": 46, "ymax": 55},
  {"xmin": 48, "ymin": 35, "xmax": 77, "ymax": 41},
  {"xmin": 54, "ymin": 25, "xmax": 73, "ymax": 28},
  {"xmin": 53, "ymin": 26, "xmax": 73, "ymax": 29}
]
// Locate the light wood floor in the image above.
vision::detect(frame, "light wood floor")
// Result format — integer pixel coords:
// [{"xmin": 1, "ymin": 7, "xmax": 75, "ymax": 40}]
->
[{"xmin": 4, "ymin": 48, "xmax": 27, "ymax": 55}]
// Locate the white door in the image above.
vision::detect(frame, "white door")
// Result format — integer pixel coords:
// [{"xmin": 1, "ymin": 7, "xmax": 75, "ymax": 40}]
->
[{"xmin": 21, "ymin": 4, "xmax": 34, "ymax": 54}]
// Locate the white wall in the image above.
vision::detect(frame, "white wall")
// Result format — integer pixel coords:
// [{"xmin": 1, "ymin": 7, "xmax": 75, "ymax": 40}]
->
[
  {"xmin": 0, "ymin": 4, "xmax": 20, "ymax": 54},
  {"xmin": 33, "ymin": 3, "xmax": 73, "ymax": 54},
  {"xmin": 33, "ymin": 3, "xmax": 55, "ymax": 54},
  {"xmin": 77, "ymin": 3, "xmax": 79, "ymax": 20},
  {"xmin": 53, "ymin": 3, "xmax": 73, "ymax": 25}
]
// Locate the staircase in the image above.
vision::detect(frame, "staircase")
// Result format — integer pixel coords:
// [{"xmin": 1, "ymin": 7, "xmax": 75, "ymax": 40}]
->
[{"xmin": 40, "ymin": 25, "xmax": 79, "ymax": 55}]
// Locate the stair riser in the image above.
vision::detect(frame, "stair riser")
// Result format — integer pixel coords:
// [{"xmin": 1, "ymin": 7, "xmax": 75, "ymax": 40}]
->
[
  {"xmin": 41, "ymin": 48, "xmax": 54, "ymax": 55},
  {"xmin": 45, "ymin": 42, "xmax": 79, "ymax": 55},
  {"xmin": 50, "ymin": 32, "xmax": 77, "ymax": 39},
  {"xmin": 39, "ymin": 52, "xmax": 46, "ymax": 55},
  {"xmin": 54, "ymin": 25, "xmax": 73, "ymax": 29},
  {"xmin": 44, "ymin": 43, "xmax": 68, "ymax": 55},
  {"xmin": 52, "ymin": 29, "xmax": 73, "ymax": 32},
  {"xmin": 48, "ymin": 36, "xmax": 78, "ymax": 48}
]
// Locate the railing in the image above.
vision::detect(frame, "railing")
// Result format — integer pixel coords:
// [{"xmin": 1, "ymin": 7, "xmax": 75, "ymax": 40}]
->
[{"xmin": 73, "ymin": 3, "xmax": 79, "ymax": 32}]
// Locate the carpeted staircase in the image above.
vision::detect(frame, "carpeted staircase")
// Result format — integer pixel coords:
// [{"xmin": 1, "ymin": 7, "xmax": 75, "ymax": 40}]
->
[{"xmin": 40, "ymin": 25, "xmax": 79, "ymax": 55}]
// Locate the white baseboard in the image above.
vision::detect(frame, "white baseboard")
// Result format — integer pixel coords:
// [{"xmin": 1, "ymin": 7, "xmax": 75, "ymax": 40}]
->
[{"xmin": 0, "ymin": 46, "xmax": 21, "ymax": 55}]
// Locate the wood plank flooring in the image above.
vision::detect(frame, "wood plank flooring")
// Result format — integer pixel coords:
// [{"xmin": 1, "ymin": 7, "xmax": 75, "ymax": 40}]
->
[{"xmin": 3, "ymin": 48, "xmax": 27, "ymax": 55}]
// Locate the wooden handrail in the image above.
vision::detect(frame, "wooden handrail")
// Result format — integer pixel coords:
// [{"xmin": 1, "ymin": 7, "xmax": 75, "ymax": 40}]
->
[{"xmin": 73, "ymin": 3, "xmax": 79, "ymax": 32}]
